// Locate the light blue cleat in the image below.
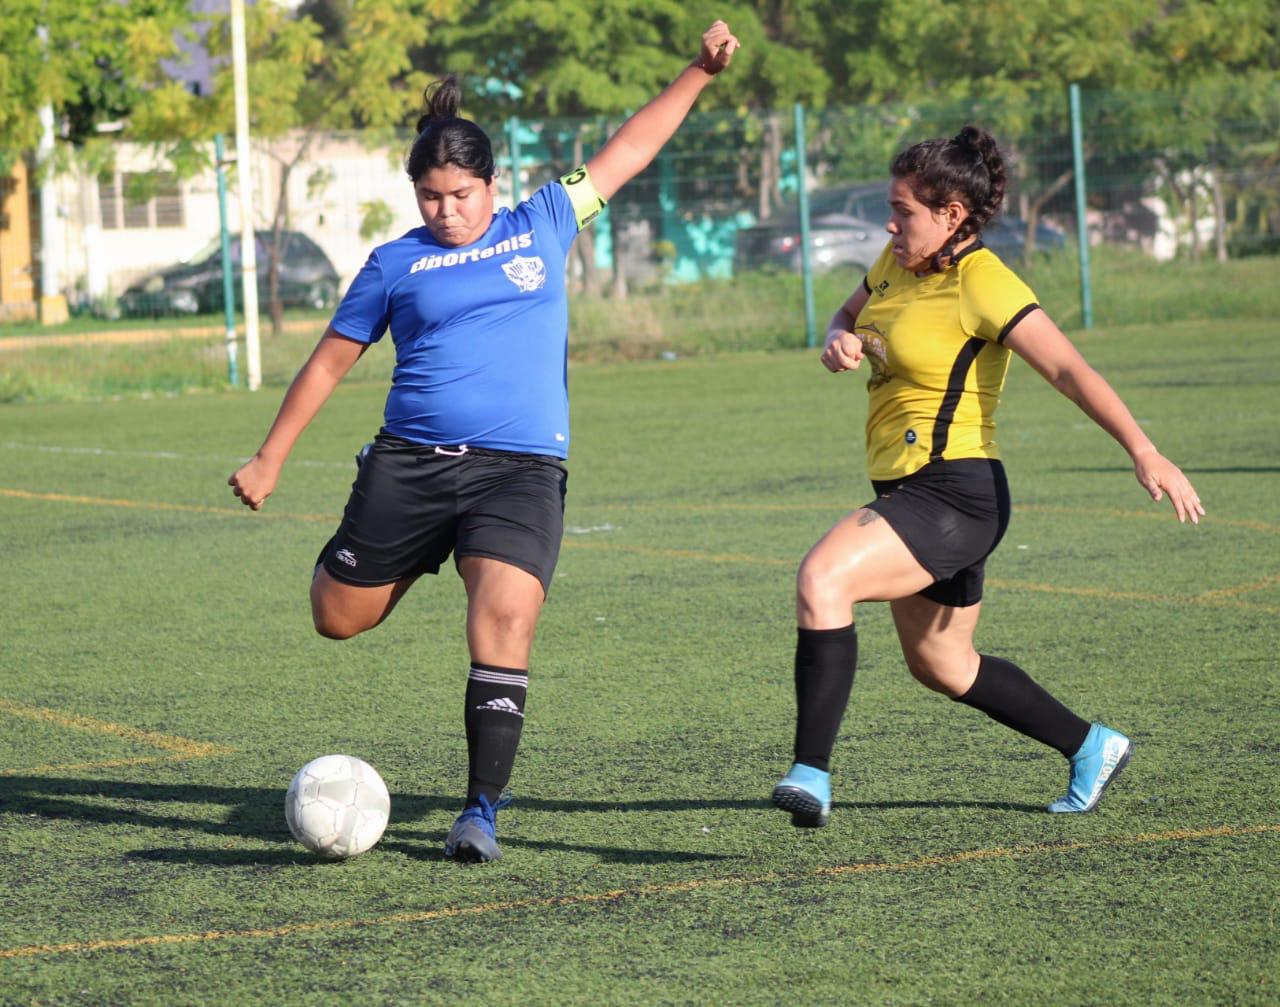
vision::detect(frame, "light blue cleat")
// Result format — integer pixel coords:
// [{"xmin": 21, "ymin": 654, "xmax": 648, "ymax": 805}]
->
[
  {"xmin": 1048, "ymin": 723, "xmax": 1133, "ymax": 813},
  {"xmin": 771, "ymin": 763, "xmax": 832, "ymax": 828},
  {"xmin": 444, "ymin": 793, "xmax": 512, "ymax": 862}
]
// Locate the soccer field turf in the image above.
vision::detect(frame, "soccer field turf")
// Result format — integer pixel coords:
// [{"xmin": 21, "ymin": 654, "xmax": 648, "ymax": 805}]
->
[{"xmin": 1, "ymin": 318, "xmax": 1277, "ymax": 1004}]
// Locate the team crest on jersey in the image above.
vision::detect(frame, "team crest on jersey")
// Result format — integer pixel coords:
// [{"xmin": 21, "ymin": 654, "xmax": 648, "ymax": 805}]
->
[
  {"xmin": 502, "ymin": 254, "xmax": 547, "ymax": 293},
  {"xmin": 856, "ymin": 322, "xmax": 891, "ymax": 390}
]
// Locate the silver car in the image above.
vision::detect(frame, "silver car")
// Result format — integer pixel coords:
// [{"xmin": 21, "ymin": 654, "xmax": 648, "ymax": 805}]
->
[{"xmin": 733, "ymin": 181, "xmax": 1065, "ymax": 274}]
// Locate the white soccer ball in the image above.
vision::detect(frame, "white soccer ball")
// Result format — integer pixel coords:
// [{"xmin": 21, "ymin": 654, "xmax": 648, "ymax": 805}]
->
[{"xmin": 284, "ymin": 754, "xmax": 391, "ymax": 859}]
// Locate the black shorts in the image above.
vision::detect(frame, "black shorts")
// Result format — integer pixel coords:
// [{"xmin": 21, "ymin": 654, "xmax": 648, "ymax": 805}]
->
[
  {"xmin": 319, "ymin": 434, "xmax": 568, "ymax": 593},
  {"xmin": 866, "ymin": 458, "xmax": 1011, "ymax": 608}
]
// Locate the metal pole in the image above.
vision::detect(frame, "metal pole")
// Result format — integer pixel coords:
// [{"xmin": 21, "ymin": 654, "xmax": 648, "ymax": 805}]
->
[
  {"xmin": 793, "ymin": 103, "xmax": 816, "ymax": 348},
  {"xmin": 35, "ymin": 26, "xmax": 68, "ymax": 324},
  {"xmin": 507, "ymin": 116, "xmax": 522, "ymax": 205},
  {"xmin": 658, "ymin": 151, "xmax": 676, "ymax": 279},
  {"xmin": 214, "ymin": 134, "xmax": 239, "ymax": 387},
  {"xmin": 230, "ymin": 0, "xmax": 261, "ymax": 389},
  {"xmin": 1069, "ymin": 83, "xmax": 1094, "ymax": 329}
]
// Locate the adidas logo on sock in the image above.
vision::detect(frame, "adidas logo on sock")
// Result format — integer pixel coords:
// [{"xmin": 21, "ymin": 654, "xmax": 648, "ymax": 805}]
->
[{"xmin": 475, "ymin": 697, "xmax": 524, "ymax": 717}]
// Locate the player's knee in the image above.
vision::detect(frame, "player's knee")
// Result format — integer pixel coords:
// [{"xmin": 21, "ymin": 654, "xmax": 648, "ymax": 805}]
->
[
  {"xmin": 796, "ymin": 556, "xmax": 848, "ymax": 615},
  {"xmin": 311, "ymin": 602, "xmax": 373, "ymax": 640},
  {"xmin": 481, "ymin": 606, "xmax": 537, "ymax": 647},
  {"xmin": 904, "ymin": 651, "xmax": 974, "ymax": 697},
  {"xmin": 313, "ymin": 613, "xmax": 356, "ymax": 640}
]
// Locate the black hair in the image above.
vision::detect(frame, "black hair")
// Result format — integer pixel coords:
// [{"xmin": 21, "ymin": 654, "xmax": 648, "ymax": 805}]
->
[
  {"xmin": 890, "ymin": 125, "xmax": 1007, "ymax": 270},
  {"xmin": 405, "ymin": 76, "xmax": 495, "ymax": 183}
]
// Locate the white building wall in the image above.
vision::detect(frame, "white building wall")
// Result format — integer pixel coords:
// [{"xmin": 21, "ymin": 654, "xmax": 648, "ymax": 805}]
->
[
  {"xmin": 273, "ymin": 133, "xmax": 424, "ymax": 286},
  {"xmin": 50, "ymin": 131, "xmax": 429, "ymax": 305}
]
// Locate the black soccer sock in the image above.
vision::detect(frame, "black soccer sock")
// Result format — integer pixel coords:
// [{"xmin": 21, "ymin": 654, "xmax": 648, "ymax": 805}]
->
[
  {"xmin": 792, "ymin": 624, "xmax": 858, "ymax": 773},
  {"xmin": 954, "ymin": 654, "xmax": 1090, "ymax": 757},
  {"xmin": 464, "ymin": 663, "xmax": 528, "ymax": 806}
]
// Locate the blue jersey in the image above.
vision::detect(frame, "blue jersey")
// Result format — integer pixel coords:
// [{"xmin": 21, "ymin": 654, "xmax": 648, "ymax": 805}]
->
[{"xmin": 330, "ymin": 169, "xmax": 605, "ymax": 458}]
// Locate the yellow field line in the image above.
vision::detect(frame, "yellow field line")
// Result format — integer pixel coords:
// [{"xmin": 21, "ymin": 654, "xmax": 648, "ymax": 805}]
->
[
  {"xmin": 985, "ymin": 577, "xmax": 1280, "ymax": 615},
  {"xmin": 2, "ymin": 754, "xmax": 218, "ymax": 776},
  {"xmin": 0, "ymin": 317, "xmax": 322, "ymax": 353},
  {"xmin": 0, "ymin": 487, "xmax": 330, "ymax": 523},
  {"xmin": 1193, "ymin": 570, "xmax": 1280, "ymax": 601},
  {"xmin": 2, "ymin": 488, "xmax": 1276, "ymax": 611},
  {"xmin": 599, "ymin": 500, "xmax": 1280, "ymax": 536},
  {"xmin": 564, "ymin": 546, "xmax": 1279, "ymax": 613},
  {"xmin": 2, "ymin": 822, "xmax": 1274, "ymax": 960},
  {"xmin": 563, "ymin": 539, "xmax": 792, "ymax": 567},
  {"xmin": 4, "ymin": 485, "xmax": 1277, "ymax": 536},
  {"xmin": 1017, "ymin": 503, "xmax": 1279, "ymax": 536},
  {"xmin": 0, "ymin": 698, "xmax": 234, "ymax": 776}
]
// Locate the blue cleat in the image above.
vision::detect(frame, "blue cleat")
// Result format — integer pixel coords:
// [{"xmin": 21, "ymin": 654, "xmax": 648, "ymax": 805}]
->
[
  {"xmin": 771, "ymin": 763, "xmax": 832, "ymax": 828},
  {"xmin": 443, "ymin": 794, "xmax": 512, "ymax": 862},
  {"xmin": 1048, "ymin": 723, "xmax": 1133, "ymax": 813}
]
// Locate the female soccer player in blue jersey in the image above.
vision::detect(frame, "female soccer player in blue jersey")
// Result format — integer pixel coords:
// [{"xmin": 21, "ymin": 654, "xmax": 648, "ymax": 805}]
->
[
  {"xmin": 771, "ymin": 126, "xmax": 1204, "ymax": 828},
  {"xmin": 229, "ymin": 20, "xmax": 740, "ymax": 862}
]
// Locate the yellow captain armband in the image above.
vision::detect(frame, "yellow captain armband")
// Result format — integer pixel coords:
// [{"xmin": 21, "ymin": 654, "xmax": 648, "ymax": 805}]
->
[{"xmin": 558, "ymin": 165, "xmax": 607, "ymax": 231}]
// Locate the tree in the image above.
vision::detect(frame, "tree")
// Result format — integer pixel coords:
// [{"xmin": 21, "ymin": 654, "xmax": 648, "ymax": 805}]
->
[
  {"xmin": 0, "ymin": 0, "xmax": 194, "ymax": 173},
  {"xmin": 0, "ymin": 0, "xmax": 194, "ymax": 320},
  {"xmin": 1140, "ymin": 0, "xmax": 1280, "ymax": 260},
  {"xmin": 115, "ymin": 0, "xmax": 458, "ymax": 331},
  {"xmin": 417, "ymin": 1, "xmax": 832, "ymax": 293},
  {"xmin": 812, "ymin": 0, "xmax": 1280, "ymax": 261}
]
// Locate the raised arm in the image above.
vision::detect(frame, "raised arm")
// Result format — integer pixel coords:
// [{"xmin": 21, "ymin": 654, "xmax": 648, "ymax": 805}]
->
[
  {"xmin": 1004, "ymin": 309, "xmax": 1204, "ymax": 524},
  {"xmin": 228, "ymin": 328, "xmax": 368, "ymax": 510},
  {"xmin": 585, "ymin": 20, "xmax": 739, "ymax": 201}
]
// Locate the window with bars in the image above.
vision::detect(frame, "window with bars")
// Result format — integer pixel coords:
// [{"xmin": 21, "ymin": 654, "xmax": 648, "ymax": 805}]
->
[{"xmin": 98, "ymin": 172, "xmax": 184, "ymax": 230}]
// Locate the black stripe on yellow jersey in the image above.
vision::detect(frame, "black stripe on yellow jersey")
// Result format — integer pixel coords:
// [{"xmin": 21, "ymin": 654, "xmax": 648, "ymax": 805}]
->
[{"xmin": 853, "ymin": 240, "xmax": 1040, "ymax": 481}]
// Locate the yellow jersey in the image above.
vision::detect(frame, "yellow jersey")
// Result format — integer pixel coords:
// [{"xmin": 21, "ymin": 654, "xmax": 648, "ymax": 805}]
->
[{"xmin": 854, "ymin": 241, "xmax": 1040, "ymax": 480}]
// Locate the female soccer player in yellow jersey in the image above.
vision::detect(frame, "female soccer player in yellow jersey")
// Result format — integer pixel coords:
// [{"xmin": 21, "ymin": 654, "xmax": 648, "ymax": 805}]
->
[{"xmin": 771, "ymin": 126, "xmax": 1204, "ymax": 827}]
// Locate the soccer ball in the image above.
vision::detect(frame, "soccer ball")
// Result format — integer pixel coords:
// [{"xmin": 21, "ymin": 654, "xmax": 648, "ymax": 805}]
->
[{"xmin": 284, "ymin": 754, "xmax": 391, "ymax": 859}]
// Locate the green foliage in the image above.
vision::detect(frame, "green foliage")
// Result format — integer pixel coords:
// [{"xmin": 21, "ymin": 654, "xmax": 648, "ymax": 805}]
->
[
  {"xmin": 416, "ymin": 0, "xmax": 830, "ymax": 122},
  {"xmin": 0, "ymin": 0, "xmax": 193, "ymax": 169},
  {"xmin": 420, "ymin": 0, "xmax": 693, "ymax": 118},
  {"xmin": 358, "ymin": 198, "xmax": 397, "ymax": 242}
]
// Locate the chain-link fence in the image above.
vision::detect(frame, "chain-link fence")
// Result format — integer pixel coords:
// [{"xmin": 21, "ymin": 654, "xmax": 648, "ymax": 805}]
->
[
  {"xmin": 495, "ymin": 84, "xmax": 1280, "ymax": 315},
  {"xmin": 29, "ymin": 82, "xmax": 1277, "ymax": 346}
]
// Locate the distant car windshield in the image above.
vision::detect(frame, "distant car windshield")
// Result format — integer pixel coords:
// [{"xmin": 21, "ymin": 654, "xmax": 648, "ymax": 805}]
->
[
  {"xmin": 809, "ymin": 189, "xmax": 854, "ymax": 217},
  {"xmin": 807, "ymin": 185, "xmax": 888, "ymax": 221},
  {"xmin": 182, "ymin": 237, "xmax": 223, "ymax": 264}
]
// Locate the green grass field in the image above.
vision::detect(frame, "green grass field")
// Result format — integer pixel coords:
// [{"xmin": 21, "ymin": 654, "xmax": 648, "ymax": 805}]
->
[{"xmin": 1, "ymin": 317, "xmax": 1277, "ymax": 1004}]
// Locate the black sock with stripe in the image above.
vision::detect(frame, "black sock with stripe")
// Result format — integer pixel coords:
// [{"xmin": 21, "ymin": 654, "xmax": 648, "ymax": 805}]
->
[
  {"xmin": 954, "ymin": 654, "xmax": 1090, "ymax": 757},
  {"xmin": 793, "ymin": 624, "xmax": 858, "ymax": 773},
  {"xmin": 464, "ymin": 663, "xmax": 528, "ymax": 805}
]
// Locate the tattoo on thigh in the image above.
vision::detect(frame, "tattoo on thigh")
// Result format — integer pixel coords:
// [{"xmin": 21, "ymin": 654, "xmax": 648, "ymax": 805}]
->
[{"xmin": 856, "ymin": 509, "xmax": 882, "ymax": 526}]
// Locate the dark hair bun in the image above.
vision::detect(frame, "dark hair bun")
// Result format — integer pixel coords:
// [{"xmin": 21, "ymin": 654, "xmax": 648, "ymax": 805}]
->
[{"xmin": 415, "ymin": 76, "xmax": 462, "ymax": 134}]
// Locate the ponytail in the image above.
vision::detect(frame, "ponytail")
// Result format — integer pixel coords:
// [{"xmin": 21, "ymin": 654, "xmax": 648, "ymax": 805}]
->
[{"xmin": 405, "ymin": 76, "xmax": 495, "ymax": 183}]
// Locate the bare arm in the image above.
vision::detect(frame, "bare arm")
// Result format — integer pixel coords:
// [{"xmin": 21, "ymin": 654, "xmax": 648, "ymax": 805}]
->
[
  {"xmin": 1004, "ymin": 309, "xmax": 1204, "ymax": 524},
  {"xmin": 819, "ymin": 283, "xmax": 871, "ymax": 372},
  {"xmin": 585, "ymin": 20, "xmax": 739, "ymax": 201},
  {"xmin": 228, "ymin": 328, "xmax": 369, "ymax": 510}
]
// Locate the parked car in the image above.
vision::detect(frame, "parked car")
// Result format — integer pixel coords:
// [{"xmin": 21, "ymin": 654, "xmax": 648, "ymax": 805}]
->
[
  {"xmin": 118, "ymin": 230, "xmax": 340, "ymax": 318},
  {"xmin": 733, "ymin": 181, "xmax": 1066, "ymax": 275}
]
